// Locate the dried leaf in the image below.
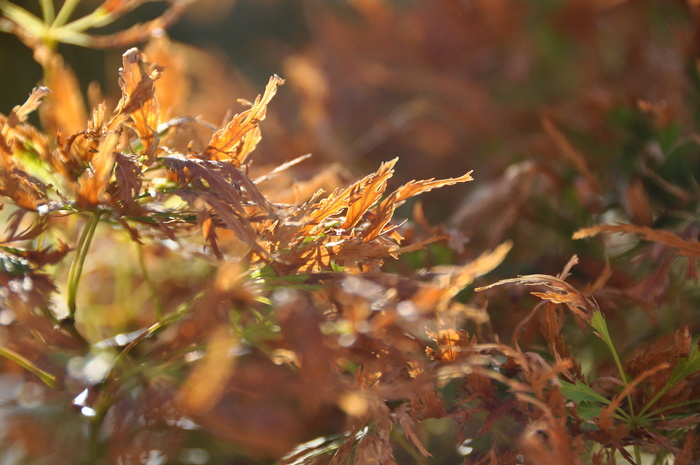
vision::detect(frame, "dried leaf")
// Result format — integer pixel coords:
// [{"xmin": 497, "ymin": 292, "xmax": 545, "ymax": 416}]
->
[
  {"xmin": 203, "ymin": 75, "xmax": 284, "ymax": 165},
  {"xmin": 362, "ymin": 170, "xmax": 473, "ymax": 242},
  {"xmin": 39, "ymin": 54, "xmax": 87, "ymax": 136},
  {"xmin": 2, "ymin": 211, "xmax": 48, "ymax": 243},
  {"xmin": 476, "ymin": 272, "xmax": 598, "ymax": 322},
  {"xmin": 393, "ymin": 404, "xmax": 432, "ymax": 457},
  {"xmin": 5, "ymin": 87, "xmax": 51, "ymax": 129},
  {"xmin": 112, "ymin": 48, "xmax": 161, "ymax": 159},
  {"xmin": 542, "ymin": 117, "xmax": 599, "ymax": 196},
  {"xmin": 573, "ymin": 224, "xmax": 700, "ymax": 257},
  {"xmin": 598, "ymin": 363, "xmax": 670, "ymax": 432},
  {"xmin": 340, "ymin": 158, "xmax": 396, "ymax": 229},
  {"xmin": 113, "ymin": 152, "xmax": 142, "ymax": 208},
  {"xmin": 425, "ymin": 328, "xmax": 476, "ymax": 362},
  {"xmin": 77, "ymin": 132, "xmax": 118, "ymax": 207}
]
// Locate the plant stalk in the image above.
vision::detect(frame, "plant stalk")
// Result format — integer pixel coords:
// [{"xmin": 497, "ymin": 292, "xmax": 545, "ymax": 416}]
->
[
  {"xmin": 67, "ymin": 211, "xmax": 102, "ymax": 318},
  {"xmin": 40, "ymin": 0, "xmax": 55, "ymax": 23},
  {"xmin": 52, "ymin": 0, "xmax": 81, "ymax": 28},
  {"xmin": 0, "ymin": 346, "xmax": 58, "ymax": 389}
]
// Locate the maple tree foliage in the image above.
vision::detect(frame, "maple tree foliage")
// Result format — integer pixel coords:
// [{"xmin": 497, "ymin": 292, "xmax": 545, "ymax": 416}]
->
[{"xmin": 0, "ymin": 1, "xmax": 699, "ymax": 465}]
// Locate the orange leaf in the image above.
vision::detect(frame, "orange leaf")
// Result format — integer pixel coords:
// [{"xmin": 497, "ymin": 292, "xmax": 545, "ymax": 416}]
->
[
  {"xmin": 391, "ymin": 170, "xmax": 474, "ymax": 206},
  {"xmin": 144, "ymin": 34, "xmax": 189, "ymax": 119},
  {"xmin": 203, "ymin": 75, "xmax": 284, "ymax": 165},
  {"xmin": 362, "ymin": 170, "xmax": 473, "ymax": 242},
  {"xmin": 340, "ymin": 157, "xmax": 396, "ymax": 229},
  {"xmin": 39, "ymin": 54, "xmax": 87, "ymax": 137},
  {"xmin": 5, "ymin": 87, "xmax": 51, "ymax": 129},
  {"xmin": 77, "ymin": 132, "xmax": 118, "ymax": 207},
  {"xmin": 112, "ymin": 48, "xmax": 161, "ymax": 159}
]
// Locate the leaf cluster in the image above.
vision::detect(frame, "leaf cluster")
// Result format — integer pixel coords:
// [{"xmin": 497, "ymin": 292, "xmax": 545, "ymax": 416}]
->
[{"xmin": 0, "ymin": 1, "xmax": 699, "ymax": 465}]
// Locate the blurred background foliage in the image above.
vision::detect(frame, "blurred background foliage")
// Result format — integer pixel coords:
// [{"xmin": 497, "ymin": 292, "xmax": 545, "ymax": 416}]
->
[{"xmin": 1, "ymin": 0, "xmax": 700, "ymax": 463}]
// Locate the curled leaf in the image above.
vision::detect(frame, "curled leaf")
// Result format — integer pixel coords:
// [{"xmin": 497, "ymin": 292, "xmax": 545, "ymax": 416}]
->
[
  {"xmin": 203, "ymin": 75, "xmax": 284, "ymax": 165},
  {"xmin": 476, "ymin": 273, "xmax": 598, "ymax": 322},
  {"xmin": 112, "ymin": 47, "xmax": 161, "ymax": 159}
]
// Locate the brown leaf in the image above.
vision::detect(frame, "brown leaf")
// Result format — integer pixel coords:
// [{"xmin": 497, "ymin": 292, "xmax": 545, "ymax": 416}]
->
[
  {"xmin": 39, "ymin": 54, "xmax": 87, "ymax": 136},
  {"xmin": 598, "ymin": 363, "xmax": 670, "ymax": 432},
  {"xmin": 425, "ymin": 327, "xmax": 476, "ymax": 362},
  {"xmin": 0, "ymin": 88, "xmax": 53, "ymax": 208},
  {"xmin": 176, "ymin": 190, "xmax": 267, "ymax": 258},
  {"xmin": 340, "ymin": 157, "xmax": 396, "ymax": 229},
  {"xmin": 392, "ymin": 170, "xmax": 474, "ymax": 206},
  {"xmin": 424, "ymin": 241, "xmax": 512, "ymax": 313},
  {"xmin": 163, "ymin": 154, "xmax": 274, "ymax": 214},
  {"xmin": 5, "ymin": 87, "xmax": 51, "ymax": 129},
  {"xmin": 476, "ymin": 272, "xmax": 598, "ymax": 322},
  {"xmin": 113, "ymin": 153, "xmax": 142, "ymax": 209},
  {"xmin": 573, "ymin": 224, "xmax": 700, "ymax": 257},
  {"xmin": 2, "ymin": 210, "xmax": 49, "ymax": 243},
  {"xmin": 393, "ymin": 404, "xmax": 432, "ymax": 457},
  {"xmin": 112, "ymin": 48, "xmax": 161, "ymax": 159},
  {"xmin": 12, "ymin": 242, "xmax": 72, "ymax": 267},
  {"xmin": 203, "ymin": 75, "xmax": 284, "ymax": 165},
  {"xmin": 77, "ymin": 132, "xmax": 118, "ymax": 207},
  {"xmin": 362, "ymin": 169, "xmax": 473, "ymax": 242},
  {"xmin": 542, "ymin": 117, "xmax": 599, "ymax": 197},
  {"xmin": 0, "ymin": 166, "xmax": 51, "ymax": 211}
]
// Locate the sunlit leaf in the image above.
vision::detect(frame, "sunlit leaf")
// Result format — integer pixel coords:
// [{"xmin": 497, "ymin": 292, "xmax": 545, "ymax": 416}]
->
[
  {"xmin": 203, "ymin": 75, "xmax": 284, "ymax": 165},
  {"xmin": 476, "ymin": 272, "xmax": 598, "ymax": 322},
  {"xmin": 112, "ymin": 47, "xmax": 161, "ymax": 159}
]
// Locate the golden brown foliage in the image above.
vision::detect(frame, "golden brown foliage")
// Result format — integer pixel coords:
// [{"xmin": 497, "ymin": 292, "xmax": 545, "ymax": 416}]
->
[{"xmin": 0, "ymin": 1, "xmax": 699, "ymax": 465}]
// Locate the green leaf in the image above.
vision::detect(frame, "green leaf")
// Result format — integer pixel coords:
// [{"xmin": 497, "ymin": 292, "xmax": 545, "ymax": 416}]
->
[
  {"xmin": 639, "ymin": 341, "xmax": 700, "ymax": 419},
  {"xmin": 574, "ymin": 402, "xmax": 605, "ymax": 422},
  {"xmin": 590, "ymin": 310, "xmax": 629, "ymax": 384},
  {"xmin": 560, "ymin": 380, "xmax": 610, "ymax": 405},
  {"xmin": 330, "ymin": 261, "xmax": 345, "ymax": 272},
  {"xmin": 0, "ymin": 249, "xmax": 33, "ymax": 275},
  {"xmin": 0, "ymin": 1, "xmax": 47, "ymax": 37},
  {"xmin": 666, "ymin": 342, "xmax": 700, "ymax": 387}
]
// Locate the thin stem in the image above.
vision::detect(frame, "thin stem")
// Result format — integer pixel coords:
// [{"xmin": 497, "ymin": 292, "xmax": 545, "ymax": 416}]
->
[
  {"xmin": 83, "ymin": 389, "xmax": 110, "ymax": 465},
  {"xmin": 52, "ymin": 0, "xmax": 81, "ymax": 28},
  {"xmin": 640, "ymin": 399, "xmax": 700, "ymax": 423},
  {"xmin": 137, "ymin": 243, "xmax": 163, "ymax": 321},
  {"xmin": 106, "ymin": 293, "xmax": 201, "ymax": 384},
  {"xmin": 60, "ymin": 7, "xmax": 111, "ymax": 32},
  {"xmin": 637, "ymin": 388, "xmax": 669, "ymax": 421},
  {"xmin": 591, "ymin": 311, "xmax": 636, "ymax": 421},
  {"xmin": 40, "ymin": 0, "xmax": 55, "ymax": 23},
  {"xmin": 634, "ymin": 445, "xmax": 642, "ymax": 465},
  {"xmin": 67, "ymin": 211, "xmax": 103, "ymax": 318},
  {"xmin": 0, "ymin": 346, "xmax": 58, "ymax": 389},
  {"xmin": 608, "ymin": 339, "xmax": 637, "ymax": 420}
]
